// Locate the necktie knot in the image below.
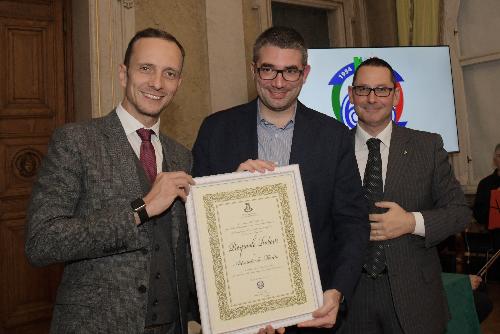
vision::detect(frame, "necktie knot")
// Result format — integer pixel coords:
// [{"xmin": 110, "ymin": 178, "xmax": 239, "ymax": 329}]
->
[
  {"xmin": 366, "ymin": 138, "xmax": 381, "ymax": 152},
  {"xmin": 136, "ymin": 128, "xmax": 154, "ymax": 142}
]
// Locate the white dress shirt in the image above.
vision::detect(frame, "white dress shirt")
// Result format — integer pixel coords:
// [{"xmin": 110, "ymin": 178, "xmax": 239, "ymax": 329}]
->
[
  {"xmin": 355, "ymin": 122, "xmax": 425, "ymax": 236},
  {"xmin": 116, "ymin": 103, "xmax": 163, "ymax": 175}
]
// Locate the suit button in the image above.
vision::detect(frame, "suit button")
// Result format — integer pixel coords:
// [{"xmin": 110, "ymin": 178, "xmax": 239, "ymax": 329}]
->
[
  {"xmin": 155, "ymin": 272, "xmax": 161, "ymax": 279},
  {"xmin": 154, "ymin": 244, "xmax": 160, "ymax": 251},
  {"xmin": 152, "ymin": 313, "xmax": 157, "ymax": 321},
  {"xmin": 138, "ymin": 285, "xmax": 147, "ymax": 293},
  {"xmin": 141, "ymin": 248, "xmax": 148, "ymax": 255},
  {"xmin": 153, "ymin": 299, "xmax": 159, "ymax": 306}
]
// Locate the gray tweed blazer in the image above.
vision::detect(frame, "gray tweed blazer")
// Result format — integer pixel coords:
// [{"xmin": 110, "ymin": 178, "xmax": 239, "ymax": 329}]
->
[{"xmin": 25, "ymin": 110, "xmax": 195, "ymax": 334}]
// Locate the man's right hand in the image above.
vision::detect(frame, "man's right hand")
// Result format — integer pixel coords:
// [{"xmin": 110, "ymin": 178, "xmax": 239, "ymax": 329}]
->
[
  {"xmin": 297, "ymin": 289, "xmax": 342, "ymax": 329},
  {"xmin": 236, "ymin": 159, "xmax": 276, "ymax": 173},
  {"xmin": 143, "ymin": 171, "xmax": 195, "ymax": 218}
]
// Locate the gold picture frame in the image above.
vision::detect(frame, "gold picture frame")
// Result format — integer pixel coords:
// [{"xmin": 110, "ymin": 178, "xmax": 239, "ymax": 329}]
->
[{"xmin": 186, "ymin": 165, "xmax": 323, "ymax": 334}]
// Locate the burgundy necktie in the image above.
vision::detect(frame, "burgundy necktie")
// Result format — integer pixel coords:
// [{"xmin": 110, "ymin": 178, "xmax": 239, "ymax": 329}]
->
[{"xmin": 136, "ymin": 128, "xmax": 157, "ymax": 183}]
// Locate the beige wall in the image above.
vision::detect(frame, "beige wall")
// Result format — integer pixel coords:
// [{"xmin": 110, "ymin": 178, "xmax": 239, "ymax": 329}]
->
[
  {"xmin": 206, "ymin": 0, "xmax": 249, "ymax": 112},
  {"xmin": 242, "ymin": 1, "xmax": 272, "ymax": 100},
  {"xmin": 135, "ymin": 0, "xmax": 211, "ymax": 148},
  {"xmin": 69, "ymin": 1, "xmax": 495, "ymax": 191},
  {"xmin": 457, "ymin": 0, "xmax": 500, "ymax": 185},
  {"xmin": 364, "ymin": 0, "xmax": 398, "ymax": 46},
  {"xmin": 72, "ymin": 0, "xmax": 135, "ymax": 121},
  {"xmin": 72, "ymin": 0, "xmax": 367, "ymax": 150},
  {"xmin": 72, "ymin": 0, "xmax": 91, "ymax": 122}
]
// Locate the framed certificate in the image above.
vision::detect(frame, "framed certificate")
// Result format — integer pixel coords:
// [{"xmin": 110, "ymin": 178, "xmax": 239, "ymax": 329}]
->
[{"xmin": 186, "ymin": 165, "xmax": 323, "ymax": 334}]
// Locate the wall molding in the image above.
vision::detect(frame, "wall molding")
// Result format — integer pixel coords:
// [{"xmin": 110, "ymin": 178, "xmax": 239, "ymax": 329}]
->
[{"xmin": 88, "ymin": 0, "xmax": 135, "ymax": 117}]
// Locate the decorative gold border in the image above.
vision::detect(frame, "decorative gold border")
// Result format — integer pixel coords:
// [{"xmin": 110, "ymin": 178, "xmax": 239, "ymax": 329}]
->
[{"xmin": 203, "ymin": 183, "xmax": 306, "ymax": 321}]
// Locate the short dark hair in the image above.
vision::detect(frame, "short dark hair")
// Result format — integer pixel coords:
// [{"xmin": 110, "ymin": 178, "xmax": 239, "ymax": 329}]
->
[
  {"xmin": 352, "ymin": 57, "xmax": 396, "ymax": 85},
  {"xmin": 253, "ymin": 26, "xmax": 308, "ymax": 66},
  {"xmin": 123, "ymin": 28, "xmax": 185, "ymax": 70}
]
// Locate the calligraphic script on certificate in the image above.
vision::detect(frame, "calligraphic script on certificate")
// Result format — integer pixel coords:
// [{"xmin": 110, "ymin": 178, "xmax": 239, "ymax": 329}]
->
[{"xmin": 186, "ymin": 165, "xmax": 323, "ymax": 334}]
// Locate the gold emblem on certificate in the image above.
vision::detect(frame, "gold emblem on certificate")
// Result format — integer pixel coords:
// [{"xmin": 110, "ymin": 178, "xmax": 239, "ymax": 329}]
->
[{"xmin": 186, "ymin": 165, "xmax": 323, "ymax": 334}]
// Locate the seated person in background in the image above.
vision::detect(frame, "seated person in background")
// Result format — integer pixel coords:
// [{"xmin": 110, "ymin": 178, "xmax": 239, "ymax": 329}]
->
[
  {"xmin": 473, "ymin": 143, "xmax": 500, "ymax": 248},
  {"xmin": 469, "ymin": 274, "xmax": 493, "ymax": 323}
]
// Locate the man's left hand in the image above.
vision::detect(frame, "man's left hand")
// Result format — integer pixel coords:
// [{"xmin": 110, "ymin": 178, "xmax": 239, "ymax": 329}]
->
[
  {"xmin": 297, "ymin": 289, "xmax": 342, "ymax": 329},
  {"xmin": 369, "ymin": 201, "xmax": 416, "ymax": 241}
]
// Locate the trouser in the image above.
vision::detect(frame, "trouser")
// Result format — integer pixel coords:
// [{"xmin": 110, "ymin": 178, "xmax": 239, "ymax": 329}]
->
[
  {"xmin": 143, "ymin": 321, "xmax": 180, "ymax": 334},
  {"xmin": 337, "ymin": 270, "xmax": 404, "ymax": 334}
]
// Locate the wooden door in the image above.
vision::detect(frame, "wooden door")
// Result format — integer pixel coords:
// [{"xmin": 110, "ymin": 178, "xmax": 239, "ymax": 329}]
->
[{"xmin": 0, "ymin": 1, "xmax": 72, "ymax": 333}]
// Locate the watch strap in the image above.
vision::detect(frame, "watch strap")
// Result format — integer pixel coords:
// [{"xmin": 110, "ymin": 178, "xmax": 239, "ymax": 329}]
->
[{"xmin": 131, "ymin": 198, "xmax": 149, "ymax": 224}]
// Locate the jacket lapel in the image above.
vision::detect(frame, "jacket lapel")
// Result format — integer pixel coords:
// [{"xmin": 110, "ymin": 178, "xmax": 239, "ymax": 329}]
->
[
  {"xmin": 239, "ymin": 99, "xmax": 259, "ymax": 161},
  {"xmin": 98, "ymin": 110, "xmax": 144, "ymax": 199},
  {"xmin": 384, "ymin": 123, "xmax": 411, "ymax": 200},
  {"xmin": 289, "ymin": 101, "xmax": 314, "ymax": 165},
  {"xmin": 160, "ymin": 136, "xmax": 178, "ymax": 173},
  {"xmin": 159, "ymin": 134, "xmax": 183, "ymax": 255}
]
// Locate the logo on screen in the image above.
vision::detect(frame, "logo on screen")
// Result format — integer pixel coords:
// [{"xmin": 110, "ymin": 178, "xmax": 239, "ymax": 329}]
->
[{"xmin": 329, "ymin": 57, "xmax": 407, "ymax": 129}]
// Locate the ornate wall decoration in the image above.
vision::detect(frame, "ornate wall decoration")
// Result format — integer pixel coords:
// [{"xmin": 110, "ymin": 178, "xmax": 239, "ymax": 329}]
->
[
  {"xmin": 13, "ymin": 148, "xmax": 42, "ymax": 179},
  {"xmin": 120, "ymin": 0, "xmax": 134, "ymax": 9}
]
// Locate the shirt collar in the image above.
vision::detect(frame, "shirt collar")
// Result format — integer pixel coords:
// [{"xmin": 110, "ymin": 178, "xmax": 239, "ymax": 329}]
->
[
  {"xmin": 116, "ymin": 103, "xmax": 160, "ymax": 137},
  {"xmin": 355, "ymin": 122, "xmax": 392, "ymax": 150},
  {"xmin": 257, "ymin": 99, "xmax": 296, "ymax": 129}
]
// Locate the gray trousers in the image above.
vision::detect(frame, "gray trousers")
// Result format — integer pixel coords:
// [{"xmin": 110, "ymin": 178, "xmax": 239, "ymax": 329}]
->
[{"xmin": 338, "ymin": 273, "xmax": 404, "ymax": 334}]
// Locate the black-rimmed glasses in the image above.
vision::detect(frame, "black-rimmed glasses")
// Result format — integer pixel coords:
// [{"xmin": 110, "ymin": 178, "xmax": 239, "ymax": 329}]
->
[
  {"xmin": 255, "ymin": 67, "xmax": 304, "ymax": 82},
  {"xmin": 352, "ymin": 86, "xmax": 394, "ymax": 97}
]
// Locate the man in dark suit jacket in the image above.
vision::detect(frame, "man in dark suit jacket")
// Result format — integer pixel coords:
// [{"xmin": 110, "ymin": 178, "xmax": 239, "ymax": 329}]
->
[
  {"xmin": 26, "ymin": 28, "xmax": 196, "ymax": 334},
  {"xmin": 339, "ymin": 57, "xmax": 470, "ymax": 334},
  {"xmin": 192, "ymin": 26, "xmax": 369, "ymax": 333}
]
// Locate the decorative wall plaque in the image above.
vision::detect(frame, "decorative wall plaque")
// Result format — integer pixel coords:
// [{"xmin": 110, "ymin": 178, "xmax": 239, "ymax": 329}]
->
[{"xmin": 13, "ymin": 148, "xmax": 42, "ymax": 179}]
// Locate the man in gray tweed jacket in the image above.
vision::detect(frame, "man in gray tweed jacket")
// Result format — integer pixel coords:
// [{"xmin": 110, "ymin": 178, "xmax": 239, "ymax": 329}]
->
[{"xmin": 26, "ymin": 28, "xmax": 197, "ymax": 334}]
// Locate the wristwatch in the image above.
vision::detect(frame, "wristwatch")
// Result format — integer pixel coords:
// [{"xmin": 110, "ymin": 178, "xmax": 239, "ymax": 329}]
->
[{"xmin": 131, "ymin": 198, "xmax": 149, "ymax": 224}]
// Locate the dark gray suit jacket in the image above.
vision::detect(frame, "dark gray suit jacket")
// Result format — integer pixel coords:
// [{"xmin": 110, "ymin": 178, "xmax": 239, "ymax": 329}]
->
[
  {"xmin": 354, "ymin": 123, "xmax": 470, "ymax": 334},
  {"xmin": 25, "ymin": 111, "xmax": 195, "ymax": 334}
]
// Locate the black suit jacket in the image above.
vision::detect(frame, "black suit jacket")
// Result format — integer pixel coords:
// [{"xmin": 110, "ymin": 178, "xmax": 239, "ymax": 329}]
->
[{"xmin": 192, "ymin": 99, "xmax": 369, "ymax": 303}]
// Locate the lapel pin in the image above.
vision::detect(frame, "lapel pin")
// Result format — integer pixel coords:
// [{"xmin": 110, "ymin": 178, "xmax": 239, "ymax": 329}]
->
[{"xmin": 403, "ymin": 150, "xmax": 408, "ymax": 155}]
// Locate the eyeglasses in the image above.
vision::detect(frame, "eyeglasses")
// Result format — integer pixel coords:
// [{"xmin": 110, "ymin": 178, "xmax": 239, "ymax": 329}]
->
[
  {"xmin": 255, "ymin": 67, "xmax": 304, "ymax": 82},
  {"xmin": 352, "ymin": 86, "xmax": 394, "ymax": 97}
]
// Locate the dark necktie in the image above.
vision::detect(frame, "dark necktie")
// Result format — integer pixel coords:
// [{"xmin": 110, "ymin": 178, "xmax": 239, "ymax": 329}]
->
[
  {"xmin": 136, "ymin": 128, "xmax": 157, "ymax": 183},
  {"xmin": 362, "ymin": 138, "xmax": 387, "ymax": 277}
]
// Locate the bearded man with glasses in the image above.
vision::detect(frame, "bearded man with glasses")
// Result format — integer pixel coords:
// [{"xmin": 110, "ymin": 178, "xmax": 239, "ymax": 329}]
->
[
  {"xmin": 337, "ymin": 57, "xmax": 470, "ymax": 334},
  {"xmin": 192, "ymin": 26, "xmax": 369, "ymax": 333}
]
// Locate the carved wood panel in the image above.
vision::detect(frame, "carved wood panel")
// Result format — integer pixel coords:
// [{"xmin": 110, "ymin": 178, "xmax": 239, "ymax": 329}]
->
[
  {"xmin": 4, "ymin": 21, "xmax": 52, "ymax": 116},
  {"xmin": 0, "ymin": 1, "xmax": 71, "ymax": 333}
]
